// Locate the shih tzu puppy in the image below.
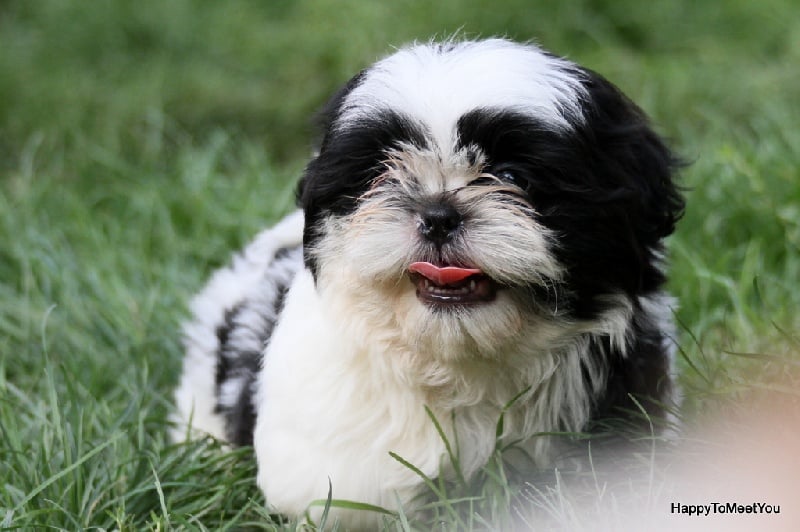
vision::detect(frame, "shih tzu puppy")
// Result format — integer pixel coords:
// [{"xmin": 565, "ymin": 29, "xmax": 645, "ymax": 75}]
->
[{"xmin": 172, "ymin": 38, "xmax": 684, "ymax": 527}]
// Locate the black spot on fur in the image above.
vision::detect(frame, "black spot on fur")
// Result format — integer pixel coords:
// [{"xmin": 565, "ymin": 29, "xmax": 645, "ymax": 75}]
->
[
  {"xmin": 226, "ymin": 373, "xmax": 259, "ymax": 446},
  {"xmin": 273, "ymin": 246, "xmax": 293, "ymax": 262},
  {"xmin": 273, "ymin": 284, "xmax": 289, "ymax": 318},
  {"xmin": 214, "ymin": 304, "xmax": 242, "ymax": 387}
]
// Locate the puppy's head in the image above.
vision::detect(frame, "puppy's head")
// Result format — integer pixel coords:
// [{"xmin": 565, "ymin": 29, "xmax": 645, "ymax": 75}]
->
[{"xmin": 297, "ymin": 39, "xmax": 683, "ymax": 360}]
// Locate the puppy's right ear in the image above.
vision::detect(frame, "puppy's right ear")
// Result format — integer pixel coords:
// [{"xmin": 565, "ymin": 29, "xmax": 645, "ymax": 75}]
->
[
  {"xmin": 295, "ymin": 69, "xmax": 368, "ymax": 277},
  {"xmin": 295, "ymin": 69, "xmax": 367, "ymax": 207},
  {"xmin": 309, "ymin": 69, "xmax": 369, "ymax": 157}
]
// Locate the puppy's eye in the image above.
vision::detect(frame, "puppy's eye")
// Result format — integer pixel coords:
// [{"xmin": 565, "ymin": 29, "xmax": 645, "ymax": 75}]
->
[
  {"xmin": 470, "ymin": 167, "xmax": 526, "ymax": 189},
  {"xmin": 493, "ymin": 166, "xmax": 528, "ymax": 189},
  {"xmin": 495, "ymin": 169, "xmax": 519, "ymax": 186}
]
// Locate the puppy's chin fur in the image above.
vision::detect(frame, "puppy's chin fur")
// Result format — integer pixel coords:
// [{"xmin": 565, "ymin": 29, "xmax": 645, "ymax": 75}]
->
[{"xmin": 171, "ymin": 37, "xmax": 684, "ymax": 528}]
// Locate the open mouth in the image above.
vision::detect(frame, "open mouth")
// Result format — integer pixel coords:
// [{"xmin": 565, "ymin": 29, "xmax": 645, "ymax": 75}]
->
[{"xmin": 408, "ymin": 262, "xmax": 498, "ymax": 306}]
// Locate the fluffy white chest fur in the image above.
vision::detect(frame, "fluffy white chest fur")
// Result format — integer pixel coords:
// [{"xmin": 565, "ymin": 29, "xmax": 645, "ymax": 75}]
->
[
  {"xmin": 255, "ymin": 265, "xmax": 450, "ymax": 518},
  {"xmin": 171, "ymin": 38, "xmax": 683, "ymax": 528}
]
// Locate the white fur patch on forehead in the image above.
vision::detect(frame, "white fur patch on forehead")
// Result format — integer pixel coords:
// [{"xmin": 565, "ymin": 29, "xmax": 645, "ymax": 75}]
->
[{"xmin": 338, "ymin": 39, "xmax": 587, "ymax": 150}]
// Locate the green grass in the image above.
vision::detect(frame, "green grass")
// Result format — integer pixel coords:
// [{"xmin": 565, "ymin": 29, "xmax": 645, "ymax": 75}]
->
[{"xmin": 1, "ymin": 0, "xmax": 798, "ymax": 529}]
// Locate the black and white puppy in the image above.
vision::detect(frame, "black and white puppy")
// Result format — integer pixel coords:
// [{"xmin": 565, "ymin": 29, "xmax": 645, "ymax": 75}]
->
[{"xmin": 172, "ymin": 38, "xmax": 684, "ymax": 526}]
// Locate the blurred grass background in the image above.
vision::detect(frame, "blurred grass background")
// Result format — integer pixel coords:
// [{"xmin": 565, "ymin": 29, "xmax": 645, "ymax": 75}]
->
[{"xmin": 1, "ymin": 0, "xmax": 798, "ymax": 529}]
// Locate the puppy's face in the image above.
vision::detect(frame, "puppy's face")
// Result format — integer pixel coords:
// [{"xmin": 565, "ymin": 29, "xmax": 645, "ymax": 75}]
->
[{"xmin": 298, "ymin": 40, "xmax": 683, "ymax": 360}]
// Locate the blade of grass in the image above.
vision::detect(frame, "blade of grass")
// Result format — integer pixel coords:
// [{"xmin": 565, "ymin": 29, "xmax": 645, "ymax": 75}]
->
[
  {"xmin": 11, "ymin": 434, "xmax": 121, "ymax": 516},
  {"xmin": 424, "ymin": 406, "xmax": 465, "ymax": 485}
]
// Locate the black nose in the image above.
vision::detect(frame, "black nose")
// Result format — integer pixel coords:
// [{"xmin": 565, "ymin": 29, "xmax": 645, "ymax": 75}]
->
[{"xmin": 418, "ymin": 203, "xmax": 462, "ymax": 246}]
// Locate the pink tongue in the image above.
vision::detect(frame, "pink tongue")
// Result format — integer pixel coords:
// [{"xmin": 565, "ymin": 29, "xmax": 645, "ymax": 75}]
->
[{"xmin": 409, "ymin": 262, "xmax": 482, "ymax": 285}]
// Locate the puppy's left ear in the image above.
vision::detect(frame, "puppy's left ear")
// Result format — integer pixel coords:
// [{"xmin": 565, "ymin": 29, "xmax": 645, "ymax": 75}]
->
[{"xmin": 578, "ymin": 69, "xmax": 685, "ymax": 242}]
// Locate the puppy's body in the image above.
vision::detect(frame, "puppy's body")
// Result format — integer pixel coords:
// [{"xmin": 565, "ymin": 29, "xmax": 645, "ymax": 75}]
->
[{"xmin": 172, "ymin": 39, "xmax": 683, "ymax": 526}]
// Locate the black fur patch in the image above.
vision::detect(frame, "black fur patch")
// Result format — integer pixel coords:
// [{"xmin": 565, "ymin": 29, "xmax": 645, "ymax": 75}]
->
[
  {"xmin": 213, "ymin": 247, "xmax": 302, "ymax": 446},
  {"xmin": 298, "ymin": 109, "xmax": 430, "ymax": 278},
  {"xmin": 455, "ymin": 77, "xmax": 683, "ymax": 320},
  {"xmin": 214, "ymin": 306, "xmax": 262, "ymax": 445},
  {"xmin": 585, "ymin": 311, "xmax": 674, "ymax": 432},
  {"xmin": 214, "ymin": 304, "xmax": 242, "ymax": 387},
  {"xmin": 225, "ymin": 375, "xmax": 259, "ymax": 447}
]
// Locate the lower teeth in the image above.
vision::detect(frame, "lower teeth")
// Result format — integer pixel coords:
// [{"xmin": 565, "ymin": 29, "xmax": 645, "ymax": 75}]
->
[{"xmin": 423, "ymin": 279, "xmax": 474, "ymax": 295}]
